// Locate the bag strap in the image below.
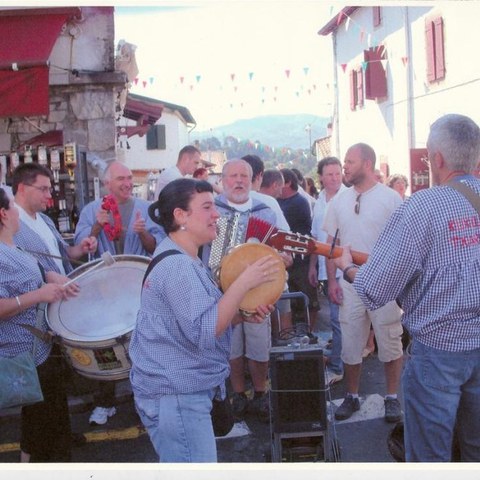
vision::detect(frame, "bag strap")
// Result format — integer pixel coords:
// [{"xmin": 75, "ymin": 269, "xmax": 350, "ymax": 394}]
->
[
  {"xmin": 142, "ymin": 249, "xmax": 182, "ymax": 286},
  {"xmin": 447, "ymin": 180, "xmax": 480, "ymax": 215}
]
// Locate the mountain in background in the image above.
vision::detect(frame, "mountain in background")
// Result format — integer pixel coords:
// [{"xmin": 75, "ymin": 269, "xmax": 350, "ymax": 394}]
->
[{"xmin": 192, "ymin": 114, "xmax": 330, "ymax": 150}]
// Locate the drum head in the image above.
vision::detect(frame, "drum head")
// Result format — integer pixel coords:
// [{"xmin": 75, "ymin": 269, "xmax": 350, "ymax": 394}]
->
[
  {"xmin": 219, "ymin": 243, "xmax": 286, "ymax": 313},
  {"xmin": 47, "ymin": 255, "xmax": 150, "ymax": 342}
]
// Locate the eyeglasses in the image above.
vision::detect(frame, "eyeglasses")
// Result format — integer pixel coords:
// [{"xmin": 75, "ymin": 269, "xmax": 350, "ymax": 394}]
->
[
  {"xmin": 26, "ymin": 184, "xmax": 53, "ymax": 195},
  {"xmin": 354, "ymin": 193, "xmax": 362, "ymax": 214}
]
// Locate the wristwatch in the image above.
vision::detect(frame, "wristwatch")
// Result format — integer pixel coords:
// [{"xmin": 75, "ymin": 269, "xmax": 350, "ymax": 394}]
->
[{"xmin": 343, "ymin": 264, "xmax": 357, "ymax": 284}]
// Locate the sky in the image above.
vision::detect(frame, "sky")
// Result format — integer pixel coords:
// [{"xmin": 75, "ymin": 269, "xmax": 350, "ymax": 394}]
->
[{"xmin": 114, "ymin": 1, "xmax": 338, "ymax": 132}]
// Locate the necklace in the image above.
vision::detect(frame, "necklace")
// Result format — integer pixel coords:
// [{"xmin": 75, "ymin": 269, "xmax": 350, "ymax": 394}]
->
[{"xmin": 101, "ymin": 195, "xmax": 123, "ymax": 241}]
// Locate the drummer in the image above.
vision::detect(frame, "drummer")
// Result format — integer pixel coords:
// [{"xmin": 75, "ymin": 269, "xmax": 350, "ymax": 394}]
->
[
  {"xmin": 129, "ymin": 178, "xmax": 280, "ymax": 462},
  {"xmin": 75, "ymin": 161, "xmax": 165, "ymax": 427},
  {"xmin": 12, "ymin": 163, "xmax": 98, "ymax": 275},
  {"xmin": 0, "ymin": 187, "xmax": 79, "ymax": 462}
]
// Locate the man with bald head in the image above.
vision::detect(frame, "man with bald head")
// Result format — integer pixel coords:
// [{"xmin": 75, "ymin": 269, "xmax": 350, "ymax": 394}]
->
[
  {"xmin": 75, "ymin": 160, "xmax": 165, "ymax": 426},
  {"xmin": 323, "ymin": 143, "xmax": 404, "ymax": 424}
]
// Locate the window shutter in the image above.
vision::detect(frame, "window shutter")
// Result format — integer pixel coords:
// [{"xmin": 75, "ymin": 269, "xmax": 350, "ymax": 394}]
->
[
  {"xmin": 350, "ymin": 69, "xmax": 357, "ymax": 110},
  {"xmin": 373, "ymin": 7, "xmax": 382, "ymax": 27},
  {"xmin": 434, "ymin": 17, "xmax": 445, "ymax": 80},
  {"xmin": 356, "ymin": 68, "xmax": 364, "ymax": 107},
  {"xmin": 146, "ymin": 125, "xmax": 166, "ymax": 150},
  {"xmin": 425, "ymin": 20, "xmax": 436, "ymax": 82},
  {"xmin": 364, "ymin": 46, "xmax": 387, "ymax": 100}
]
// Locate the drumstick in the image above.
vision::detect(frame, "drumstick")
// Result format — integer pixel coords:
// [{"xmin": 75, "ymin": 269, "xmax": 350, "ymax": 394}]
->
[{"xmin": 63, "ymin": 252, "xmax": 115, "ymax": 287}]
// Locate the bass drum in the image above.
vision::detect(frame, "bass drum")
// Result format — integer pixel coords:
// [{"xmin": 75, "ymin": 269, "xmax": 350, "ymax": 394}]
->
[{"xmin": 46, "ymin": 255, "xmax": 150, "ymax": 381}]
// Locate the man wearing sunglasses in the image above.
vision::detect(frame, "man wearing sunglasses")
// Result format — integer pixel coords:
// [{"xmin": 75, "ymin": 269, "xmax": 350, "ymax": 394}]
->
[{"xmin": 323, "ymin": 143, "xmax": 403, "ymax": 424}]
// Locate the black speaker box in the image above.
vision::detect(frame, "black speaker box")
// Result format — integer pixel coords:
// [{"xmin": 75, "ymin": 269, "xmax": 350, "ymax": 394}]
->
[{"xmin": 269, "ymin": 346, "xmax": 327, "ymax": 433}]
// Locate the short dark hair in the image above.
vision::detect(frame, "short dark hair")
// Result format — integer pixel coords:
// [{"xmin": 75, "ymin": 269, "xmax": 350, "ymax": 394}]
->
[
  {"xmin": 148, "ymin": 178, "xmax": 213, "ymax": 234},
  {"xmin": 317, "ymin": 156, "xmax": 342, "ymax": 175},
  {"xmin": 261, "ymin": 169, "xmax": 283, "ymax": 188},
  {"xmin": 0, "ymin": 187, "xmax": 10, "ymax": 211},
  {"xmin": 241, "ymin": 154, "xmax": 264, "ymax": 182},
  {"xmin": 178, "ymin": 145, "xmax": 201, "ymax": 162},
  {"xmin": 12, "ymin": 163, "xmax": 53, "ymax": 195},
  {"xmin": 280, "ymin": 168, "xmax": 299, "ymax": 191}
]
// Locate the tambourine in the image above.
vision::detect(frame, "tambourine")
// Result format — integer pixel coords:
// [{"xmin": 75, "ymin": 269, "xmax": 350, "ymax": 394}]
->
[{"xmin": 217, "ymin": 242, "xmax": 287, "ymax": 315}]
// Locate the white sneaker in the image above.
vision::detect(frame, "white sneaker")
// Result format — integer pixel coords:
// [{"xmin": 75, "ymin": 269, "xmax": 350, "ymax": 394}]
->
[
  {"xmin": 325, "ymin": 369, "xmax": 344, "ymax": 385},
  {"xmin": 89, "ymin": 406, "xmax": 117, "ymax": 425}
]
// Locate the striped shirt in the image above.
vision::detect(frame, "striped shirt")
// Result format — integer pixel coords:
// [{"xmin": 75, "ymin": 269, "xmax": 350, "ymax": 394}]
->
[
  {"xmin": 0, "ymin": 244, "xmax": 51, "ymax": 365},
  {"xmin": 353, "ymin": 176, "xmax": 480, "ymax": 352},
  {"xmin": 129, "ymin": 237, "xmax": 230, "ymax": 397}
]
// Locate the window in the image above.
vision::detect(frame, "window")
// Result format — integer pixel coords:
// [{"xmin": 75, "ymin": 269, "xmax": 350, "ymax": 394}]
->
[
  {"xmin": 364, "ymin": 46, "xmax": 387, "ymax": 100},
  {"xmin": 146, "ymin": 124, "xmax": 166, "ymax": 150},
  {"xmin": 350, "ymin": 68, "xmax": 364, "ymax": 110},
  {"xmin": 373, "ymin": 6, "xmax": 382, "ymax": 27},
  {"xmin": 425, "ymin": 16, "xmax": 445, "ymax": 82}
]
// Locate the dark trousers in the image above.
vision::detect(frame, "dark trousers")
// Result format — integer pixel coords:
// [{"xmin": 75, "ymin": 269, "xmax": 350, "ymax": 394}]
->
[{"xmin": 21, "ymin": 345, "xmax": 72, "ymax": 462}]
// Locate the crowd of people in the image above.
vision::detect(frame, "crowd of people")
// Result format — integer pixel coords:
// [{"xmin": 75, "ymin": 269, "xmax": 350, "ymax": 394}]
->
[{"xmin": 0, "ymin": 113, "xmax": 478, "ymax": 463}]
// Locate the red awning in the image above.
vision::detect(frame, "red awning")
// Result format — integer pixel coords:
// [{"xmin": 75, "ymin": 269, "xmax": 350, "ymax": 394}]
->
[
  {"xmin": 123, "ymin": 95, "xmax": 164, "ymax": 125},
  {"xmin": 0, "ymin": 8, "xmax": 80, "ymax": 117}
]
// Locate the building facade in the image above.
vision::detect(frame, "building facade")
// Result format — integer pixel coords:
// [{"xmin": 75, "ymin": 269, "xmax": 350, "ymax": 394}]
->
[{"xmin": 319, "ymin": 4, "xmax": 480, "ymax": 193}]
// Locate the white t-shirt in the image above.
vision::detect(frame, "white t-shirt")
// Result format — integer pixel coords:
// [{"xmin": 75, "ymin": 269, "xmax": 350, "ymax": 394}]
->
[
  {"xmin": 250, "ymin": 191, "xmax": 290, "ymax": 231},
  {"xmin": 154, "ymin": 165, "xmax": 183, "ymax": 199},
  {"xmin": 311, "ymin": 184, "xmax": 347, "ymax": 280},
  {"xmin": 17, "ymin": 204, "xmax": 65, "ymax": 274},
  {"xmin": 323, "ymin": 183, "xmax": 403, "ymax": 254}
]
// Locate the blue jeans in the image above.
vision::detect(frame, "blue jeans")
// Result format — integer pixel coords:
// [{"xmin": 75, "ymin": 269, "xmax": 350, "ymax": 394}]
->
[
  {"xmin": 403, "ymin": 340, "xmax": 480, "ymax": 462},
  {"xmin": 327, "ymin": 300, "xmax": 343, "ymax": 375},
  {"xmin": 134, "ymin": 389, "xmax": 217, "ymax": 462}
]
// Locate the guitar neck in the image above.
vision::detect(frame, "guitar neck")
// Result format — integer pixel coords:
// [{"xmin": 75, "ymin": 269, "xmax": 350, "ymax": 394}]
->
[{"xmin": 311, "ymin": 241, "xmax": 369, "ymax": 266}]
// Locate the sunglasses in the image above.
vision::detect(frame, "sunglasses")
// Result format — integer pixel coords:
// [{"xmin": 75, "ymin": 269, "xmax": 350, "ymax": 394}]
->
[{"xmin": 354, "ymin": 193, "xmax": 362, "ymax": 214}]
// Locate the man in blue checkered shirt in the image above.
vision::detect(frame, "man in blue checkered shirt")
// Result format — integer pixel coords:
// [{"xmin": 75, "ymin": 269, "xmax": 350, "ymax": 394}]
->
[{"xmin": 336, "ymin": 114, "xmax": 480, "ymax": 462}]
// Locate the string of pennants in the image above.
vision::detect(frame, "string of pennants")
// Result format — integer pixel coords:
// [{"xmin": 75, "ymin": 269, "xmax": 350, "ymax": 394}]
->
[
  {"xmin": 334, "ymin": 8, "xmax": 409, "ymax": 72},
  {"xmin": 131, "ymin": 66, "xmax": 314, "ymax": 90}
]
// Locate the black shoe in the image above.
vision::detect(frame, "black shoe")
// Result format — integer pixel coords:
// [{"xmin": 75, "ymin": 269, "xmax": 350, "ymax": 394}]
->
[
  {"xmin": 248, "ymin": 393, "xmax": 270, "ymax": 423},
  {"xmin": 384, "ymin": 398, "xmax": 402, "ymax": 423},
  {"xmin": 334, "ymin": 395, "xmax": 360, "ymax": 421},
  {"xmin": 231, "ymin": 392, "xmax": 248, "ymax": 420}
]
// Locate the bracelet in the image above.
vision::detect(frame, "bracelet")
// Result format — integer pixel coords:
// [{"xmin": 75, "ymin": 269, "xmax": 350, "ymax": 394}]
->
[
  {"xmin": 343, "ymin": 264, "xmax": 357, "ymax": 284},
  {"xmin": 15, "ymin": 296, "xmax": 22, "ymax": 308}
]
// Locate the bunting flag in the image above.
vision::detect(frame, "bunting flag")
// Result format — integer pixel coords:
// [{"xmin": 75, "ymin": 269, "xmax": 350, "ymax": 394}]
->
[
  {"xmin": 230, "ymin": 73, "xmax": 235, "ymax": 82},
  {"xmin": 303, "ymin": 67, "xmax": 309, "ymax": 76},
  {"xmin": 180, "ymin": 76, "xmax": 184, "ymax": 84},
  {"xmin": 361, "ymin": 61, "xmax": 368, "ymax": 71},
  {"xmin": 285, "ymin": 69, "xmax": 290, "ymax": 78},
  {"xmin": 248, "ymin": 72, "xmax": 254, "ymax": 81},
  {"xmin": 149, "ymin": 77, "xmax": 154, "ymax": 84},
  {"xmin": 341, "ymin": 63, "xmax": 347, "ymax": 73},
  {"xmin": 195, "ymin": 75, "xmax": 201, "ymax": 83},
  {"xmin": 189, "ymin": 85, "xmax": 193, "ymax": 91},
  {"xmin": 336, "ymin": 11, "xmax": 344, "ymax": 26},
  {"xmin": 133, "ymin": 77, "xmax": 139, "ymax": 85},
  {"xmin": 142, "ymin": 80, "xmax": 147, "ymax": 88},
  {"xmin": 401, "ymin": 56, "xmax": 409, "ymax": 66},
  {"xmin": 234, "ymin": 86, "xmax": 238, "ymax": 92}
]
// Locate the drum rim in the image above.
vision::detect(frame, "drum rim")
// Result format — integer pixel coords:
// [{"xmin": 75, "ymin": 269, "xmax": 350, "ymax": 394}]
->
[{"xmin": 46, "ymin": 255, "xmax": 150, "ymax": 342}]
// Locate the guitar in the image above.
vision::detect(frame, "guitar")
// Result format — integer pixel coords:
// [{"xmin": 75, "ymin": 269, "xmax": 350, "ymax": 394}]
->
[{"xmin": 266, "ymin": 231, "xmax": 369, "ymax": 266}]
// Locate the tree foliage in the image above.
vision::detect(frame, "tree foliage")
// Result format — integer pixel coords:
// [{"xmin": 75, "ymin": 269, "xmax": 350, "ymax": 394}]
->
[{"xmin": 196, "ymin": 135, "xmax": 318, "ymax": 177}]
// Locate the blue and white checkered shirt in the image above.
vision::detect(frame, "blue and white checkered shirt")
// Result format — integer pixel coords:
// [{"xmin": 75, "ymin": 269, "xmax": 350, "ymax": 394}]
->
[
  {"xmin": 0, "ymin": 244, "xmax": 51, "ymax": 365},
  {"xmin": 353, "ymin": 176, "xmax": 480, "ymax": 352},
  {"xmin": 129, "ymin": 237, "xmax": 230, "ymax": 397}
]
